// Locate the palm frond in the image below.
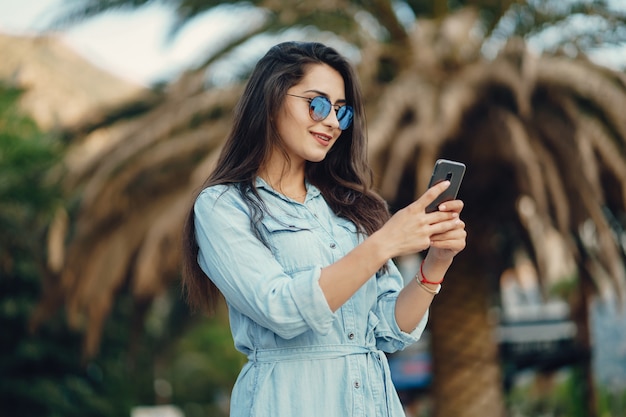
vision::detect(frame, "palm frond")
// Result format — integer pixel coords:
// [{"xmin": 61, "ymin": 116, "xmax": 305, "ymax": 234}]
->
[{"xmin": 48, "ymin": 0, "xmax": 154, "ymax": 29}]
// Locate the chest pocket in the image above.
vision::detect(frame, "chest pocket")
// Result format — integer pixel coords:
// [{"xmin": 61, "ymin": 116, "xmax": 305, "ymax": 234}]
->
[
  {"xmin": 334, "ymin": 217, "xmax": 361, "ymax": 251},
  {"xmin": 260, "ymin": 215, "xmax": 323, "ymax": 274}
]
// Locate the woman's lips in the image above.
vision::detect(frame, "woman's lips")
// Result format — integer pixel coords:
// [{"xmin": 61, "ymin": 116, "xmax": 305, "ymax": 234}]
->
[{"xmin": 312, "ymin": 131, "xmax": 332, "ymax": 146}]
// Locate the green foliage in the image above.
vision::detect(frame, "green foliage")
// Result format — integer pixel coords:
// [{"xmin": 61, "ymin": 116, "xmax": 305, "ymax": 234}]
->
[
  {"xmin": 597, "ymin": 383, "xmax": 626, "ymax": 417},
  {"xmin": 0, "ymin": 83, "xmax": 150, "ymax": 417},
  {"xmin": 0, "ymin": 83, "xmax": 247, "ymax": 416},
  {"xmin": 505, "ymin": 367, "xmax": 590, "ymax": 417},
  {"xmin": 166, "ymin": 311, "xmax": 245, "ymax": 417},
  {"xmin": 0, "ymin": 84, "xmax": 62, "ymax": 265},
  {"xmin": 548, "ymin": 272, "xmax": 579, "ymax": 299},
  {"xmin": 172, "ymin": 323, "xmax": 240, "ymax": 399},
  {"xmin": 0, "ymin": 83, "xmax": 120, "ymax": 416}
]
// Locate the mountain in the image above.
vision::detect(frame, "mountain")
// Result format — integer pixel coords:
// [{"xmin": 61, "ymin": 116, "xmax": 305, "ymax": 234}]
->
[{"xmin": 0, "ymin": 32, "xmax": 147, "ymax": 130}]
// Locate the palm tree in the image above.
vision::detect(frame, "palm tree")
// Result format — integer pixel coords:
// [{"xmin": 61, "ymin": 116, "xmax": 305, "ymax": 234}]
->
[
  {"xmin": 366, "ymin": 11, "xmax": 626, "ymax": 416},
  {"xmin": 33, "ymin": 1, "xmax": 626, "ymax": 416}
]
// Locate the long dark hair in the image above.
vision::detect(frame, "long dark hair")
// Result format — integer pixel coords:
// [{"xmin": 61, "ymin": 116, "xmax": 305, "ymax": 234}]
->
[{"xmin": 181, "ymin": 41, "xmax": 390, "ymax": 313}]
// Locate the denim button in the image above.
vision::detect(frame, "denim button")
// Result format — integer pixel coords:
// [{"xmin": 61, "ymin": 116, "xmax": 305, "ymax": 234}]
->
[
  {"xmin": 348, "ymin": 332, "xmax": 355, "ymax": 340},
  {"xmin": 330, "ymin": 243, "xmax": 337, "ymax": 249},
  {"xmin": 354, "ymin": 381, "xmax": 360, "ymax": 389}
]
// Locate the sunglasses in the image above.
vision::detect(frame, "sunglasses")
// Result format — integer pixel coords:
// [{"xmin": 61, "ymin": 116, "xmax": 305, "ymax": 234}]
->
[{"xmin": 286, "ymin": 94, "xmax": 354, "ymax": 130}]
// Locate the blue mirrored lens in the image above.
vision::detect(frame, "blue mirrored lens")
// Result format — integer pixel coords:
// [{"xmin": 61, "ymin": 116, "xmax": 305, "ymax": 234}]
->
[
  {"xmin": 337, "ymin": 106, "xmax": 354, "ymax": 130},
  {"xmin": 309, "ymin": 96, "xmax": 332, "ymax": 121}
]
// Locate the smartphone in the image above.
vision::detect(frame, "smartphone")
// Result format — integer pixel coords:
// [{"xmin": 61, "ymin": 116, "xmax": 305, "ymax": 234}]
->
[{"xmin": 425, "ymin": 159, "xmax": 466, "ymax": 213}]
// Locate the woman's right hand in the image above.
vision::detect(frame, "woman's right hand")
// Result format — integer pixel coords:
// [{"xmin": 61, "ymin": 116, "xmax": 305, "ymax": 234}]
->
[
  {"xmin": 320, "ymin": 180, "xmax": 463, "ymax": 312},
  {"xmin": 375, "ymin": 180, "xmax": 462, "ymax": 258}
]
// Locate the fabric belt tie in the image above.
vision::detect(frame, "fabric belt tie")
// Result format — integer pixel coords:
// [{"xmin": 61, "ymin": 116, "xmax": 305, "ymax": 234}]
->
[
  {"xmin": 247, "ymin": 344, "xmax": 392, "ymax": 416},
  {"xmin": 247, "ymin": 344, "xmax": 381, "ymax": 363}
]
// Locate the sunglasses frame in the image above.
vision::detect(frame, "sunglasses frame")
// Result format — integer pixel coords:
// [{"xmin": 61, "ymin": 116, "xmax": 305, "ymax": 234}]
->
[{"xmin": 286, "ymin": 94, "xmax": 354, "ymax": 130}]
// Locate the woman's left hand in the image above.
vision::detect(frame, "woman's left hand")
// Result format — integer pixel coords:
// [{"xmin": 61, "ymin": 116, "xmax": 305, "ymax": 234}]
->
[
  {"xmin": 394, "ymin": 198, "xmax": 466, "ymax": 332},
  {"xmin": 427, "ymin": 199, "xmax": 466, "ymax": 262}
]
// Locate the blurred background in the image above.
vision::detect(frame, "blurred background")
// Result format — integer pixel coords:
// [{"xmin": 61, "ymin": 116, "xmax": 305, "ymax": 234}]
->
[{"xmin": 1, "ymin": 1, "xmax": 626, "ymax": 416}]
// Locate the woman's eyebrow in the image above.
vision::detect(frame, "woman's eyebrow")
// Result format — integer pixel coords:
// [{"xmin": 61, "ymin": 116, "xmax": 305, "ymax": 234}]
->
[{"xmin": 303, "ymin": 89, "xmax": 347, "ymax": 104}]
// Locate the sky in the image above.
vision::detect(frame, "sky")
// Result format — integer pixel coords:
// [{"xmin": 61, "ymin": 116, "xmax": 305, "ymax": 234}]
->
[{"xmin": 0, "ymin": 0, "xmax": 624, "ymax": 87}]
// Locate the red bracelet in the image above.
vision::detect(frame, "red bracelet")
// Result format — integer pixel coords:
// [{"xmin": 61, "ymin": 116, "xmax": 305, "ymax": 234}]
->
[{"xmin": 420, "ymin": 259, "xmax": 444, "ymax": 285}]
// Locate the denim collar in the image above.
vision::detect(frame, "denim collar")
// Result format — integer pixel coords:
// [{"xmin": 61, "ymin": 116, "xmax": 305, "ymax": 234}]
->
[{"xmin": 255, "ymin": 176, "xmax": 321, "ymax": 203}]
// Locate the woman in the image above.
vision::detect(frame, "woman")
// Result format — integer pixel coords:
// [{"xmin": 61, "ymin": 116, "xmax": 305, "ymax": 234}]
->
[{"xmin": 181, "ymin": 41, "xmax": 466, "ymax": 417}]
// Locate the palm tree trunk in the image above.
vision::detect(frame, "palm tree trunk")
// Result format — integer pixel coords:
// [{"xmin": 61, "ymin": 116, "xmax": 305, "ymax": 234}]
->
[
  {"xmin": 572, "ymin": 269, "xmax": 599, "ymax": 417},
  {"xmin": 429, "ymin": 253, "xmax": 505, "ymax": 417}
]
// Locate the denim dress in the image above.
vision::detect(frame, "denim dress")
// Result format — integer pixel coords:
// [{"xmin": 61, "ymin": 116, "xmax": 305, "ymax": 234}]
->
[{"xmin": 194, "ymin": 178, "xmax": 428, "ymax": 417}]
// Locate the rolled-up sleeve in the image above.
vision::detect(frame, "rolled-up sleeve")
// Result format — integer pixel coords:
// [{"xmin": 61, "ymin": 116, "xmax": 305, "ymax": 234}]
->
[
  {"xmin": 194, "ymin": 187, "xmax": 335, "ymax": 339},
  {"xmin": 373, "ymin": 260, "xmax": 428, "ymax": 352}
]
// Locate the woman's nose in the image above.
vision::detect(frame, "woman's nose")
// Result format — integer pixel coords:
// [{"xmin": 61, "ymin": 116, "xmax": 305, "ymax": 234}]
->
[{"xmin": 323, "ymin": 108, "xmax": 340, "ymax": 129}]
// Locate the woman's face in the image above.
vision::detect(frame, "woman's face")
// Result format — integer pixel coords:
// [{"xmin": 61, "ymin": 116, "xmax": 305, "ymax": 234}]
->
[{"xmin": 273, "ymin": 63, "xmax": 347, "ymax": 167}]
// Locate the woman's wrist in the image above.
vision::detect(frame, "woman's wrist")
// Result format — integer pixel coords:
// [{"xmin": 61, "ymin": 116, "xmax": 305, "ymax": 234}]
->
[
  {"xmin": 412, "ymin": 258, "xmax": 444, "ymax": 296},
  {"xmin": 421, "ymin": 255, "xmax": 452, "ymax": 284},
  {"xmin": 368, "ymin": 228, "xmax": 396, "ymax": 263},
  {"xmin": 415, "ymin": 276, "xmax": 441, "ymax": 295},
  {"xmin": 419, "ymin": 258, "xmax": 444, "ymax": 285}
]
